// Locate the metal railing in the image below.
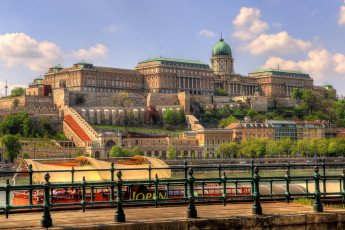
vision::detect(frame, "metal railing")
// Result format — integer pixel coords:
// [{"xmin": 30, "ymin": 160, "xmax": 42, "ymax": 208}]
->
[{"xmin": 1, "ymin": 159, "xmax": 345, "ymax": 227}]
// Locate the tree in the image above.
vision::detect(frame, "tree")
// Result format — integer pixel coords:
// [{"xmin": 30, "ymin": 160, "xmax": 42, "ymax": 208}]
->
[
  {"xmin": 22, "ymin": 152, "xmax": 30, "ymax": 159},
  {"xmin": 191, "ymin": 151, "xmax": 196, "ymax": 159},
  {"xmin": 22, "ymin": 118, "xmax": 33, "ymax": 137},
  {"xmin": 247, "ymin": 109, "xmax": 258, "ymax": 119},
  {"xmin": 1, "ymin": 134, "xmax": 21, "ymax": 163},
  {"xmin": 290, "ymin": 88, "xmax": 303, "ymax": 99},
  {"xmin": 180, "ymin": 151, "xmax": 185, "ymax": 159},
  {"xmin": 215, "ymin": 87, "xmax": 228, "ymax": 96},
  {"xmin": 326, "ymin": 88, "xmax": 336, "ymax": 100},
  {"xmin": 122, "ymin": 149, "xmax": 131, "ymax": 157},
  {"xmin": 163, "ymin": 109, "xmax": 177, "ymax": 125},
  {"xmin": 279, "ymin": 138, "xmax": 293, "ymax": 157},
  {"xmin": 74, "ymin": 93, "xmax": 86, "ymax": 105},
  {"xmin": 132, "ymin": 147, "xmax": 144, "ymax": 156},
  {"xmin": 0, "ymin": 115, "xmax": 22, "ymax": 135},
  {"xmin": 167, "ymin": 145, "xmax": 176, "ymax": 159},
  {"xmin": 10, "ymin": 87, "xmax": 25, "ymax": 97},
  {"xmin": 145, "ymin": 105, "xmax": 161, "ymax": 125},
  {"xmin": 218, "ymin": 142, "xmax": 240, "ymax": 158},
  {"xmin": 218, "ymin": 115, "xmax": 238, "ymax": 128},
  {"xmin": 110, "ymin": 145, "xmax": 124, "ymax": 157},
  {"xmin": 177, "ymin": 109, "xmax": 186, "ymax": 125},
  {"xmin": 224, "ymin": 104, "xmax": 231, "ymax": 114},
  {"xmin": 112, "ymin": 92, "xmax": 132, "ymax": 107},
  {"xmin": 266, "ymin": 140, "xmax": 280, "ymax": 157}
]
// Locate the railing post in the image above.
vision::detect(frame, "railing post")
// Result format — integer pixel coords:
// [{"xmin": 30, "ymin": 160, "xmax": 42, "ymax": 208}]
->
[
  {"xmin": 342, "ymin": 169, "xmax": 345, "ymax": 202},
  {"xmin": 81, "ymin": 176, "xmax": 87, "ymax": 212},
  {"xmin": 252, "ymin": 167, "xmax": 262, "ymax": 215},
  {"xmin": 285, "ymin": 170, "xmax": 290, "ymax": 203},
  {"xmin": 41, "ymin": 173, "xmax": 53, "ymax": 228},
  {"xmin": 184, "ymin": 161, "xmax": 188, "ymax": 198},
  {"xmin": 28, "ymin": 164, "xmax": 33, "ymax": 206},
  {"xmin": 222, "ymin": 172, "xmax": 227, "ymax": 206},
  {"xmin": 115, "ymin": 171, "xmax": 126, "ymax": 222},
  {"xmin": 250, "ymin": 159, "xmax": 254, "ymax": 195},
  {"xmin": 187, "ymin": 168, "xmax": 197, "ymax": 218},
  {"xmin": 154, "ymin": 174, "xmax": 159, "ymax": 208},
  {"xmin": 4, "ymin": 179, "xmax": 11, "ymax": 218},
  {"xmin": 322, "ymin": 159, "xmax": 326, "ymax": 196},
  {"xmin": 71, "ymin": 167, "xmax": 75, "ymax": 183},
  {"xmin": 313, "ymin": 166, "xmax": 323, "ymax": 212},
  {"xmin": 111, "ymin": 162, "xmax": 115, "ymax": 201}
]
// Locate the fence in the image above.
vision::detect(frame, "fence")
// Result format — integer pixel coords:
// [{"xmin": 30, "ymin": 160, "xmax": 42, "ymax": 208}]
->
[{"xmin": 1, "ymin": 159, "xmax": 345, "ymax": 227}]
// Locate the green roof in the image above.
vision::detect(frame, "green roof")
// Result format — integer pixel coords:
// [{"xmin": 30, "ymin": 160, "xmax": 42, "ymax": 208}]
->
[
  {"xmin": 74, "ymin": 61, "xmax": 93, "ymax": 65},
  {"xmin": 212, "ymin": 38, "xmax": 232, "ymax": 56},
  {"xmin": 50, "ymin": 64, "xmax": 63, "ymax": 69},
  {"xmin": 139, "ymin": 57, "xmax": 209, "ymax": 66},
  {"xmin": 249, "ymin": 69, "xmax": 311, "ymax": 79}
]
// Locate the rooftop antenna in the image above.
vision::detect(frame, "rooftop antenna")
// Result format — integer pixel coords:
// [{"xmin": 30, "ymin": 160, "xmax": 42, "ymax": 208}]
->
[
  {"xmin": 220, "ymin": 31, "xmax": 223, "ymax": 41},
  {"xmin": 5, "ymin": 80, "xmax": 8, "ymax": 97},
  {"xmin": 277, "ymin": 62, "xmax": 280, "ymax": 70}
]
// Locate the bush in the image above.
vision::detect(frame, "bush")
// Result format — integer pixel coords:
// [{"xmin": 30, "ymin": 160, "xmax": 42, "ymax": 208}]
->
[
  {"xmin": 204, "ymin": 153, "xmax": 208, "ymax": 159},
  {"xmin": 180, "ymin": 152, "xmax": 185, "ymax": 159},
  {"xmin": 22, "ymin": 152, "xmax": 30, "ymax": 159},
  {"xmin": 75, "ymin": 148, "xmax": 84, "ymax": 157},
  {"xmin": 215, "ymin": 87, "xmax": 228, "ymax": 96},
  {"xmin": 191, "ymin": 152, "xmax": 196, "ymax": 159}
]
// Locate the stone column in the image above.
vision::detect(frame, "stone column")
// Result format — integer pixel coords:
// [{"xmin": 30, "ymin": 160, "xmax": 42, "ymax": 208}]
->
[
  {"xmin": 104, "ymin": 109, "xmax": 110, "ymax": 124},
  {"xmin": 96, "ymin": 110, "xmax": 101, "ymax": 125},
  {"xmin": 112, "ymin": 110, "xmax": 116, "ymax": 125},
  {"xmin": 89, "ymin": 109, "xmax": 95, "ymax": 124}
]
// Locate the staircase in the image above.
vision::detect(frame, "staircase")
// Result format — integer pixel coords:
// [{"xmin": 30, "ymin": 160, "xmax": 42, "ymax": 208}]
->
[
  {"xmin": 64, "ymin": 115, "xmax": 91, "ymax": 142},
  {"xmin": 186, "ymin": 115, "xmax": 204, "ymax": 131},
  {"xmin": 62, "ymin": 106, "xmax": 98, "ymax": 147}
]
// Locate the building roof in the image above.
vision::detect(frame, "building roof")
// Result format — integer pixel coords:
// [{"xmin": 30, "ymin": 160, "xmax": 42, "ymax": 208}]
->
[
  {"xmin": 249, "ymin": 69, "xmax": 311, "ymax": 79},
  {"xmin": 74, "ymin": 61, "xmax": 93, "ymax": 65},
  {"xmin": 225, "ymin": 122, "xmax": 241, "ymax": 129},
  {"xmin": 338, "ymin": 127, "xmax": 345, "ymax": 133},
  {"xmin": 138, "ymin": 57, "xmax": 210, "ymax": 68},
  {"xmin": 212, "ymin": 37, "xmax": 232, "ymax": 56},
  {"xmin": 294, "ymin": 121, "xmax": 321, "ymax": 125}
]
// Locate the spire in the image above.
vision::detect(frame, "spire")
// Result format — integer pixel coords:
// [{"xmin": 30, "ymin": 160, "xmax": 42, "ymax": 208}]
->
[
  {"xmin": 5, "ymin": 80, "xmax": 8, "ymax": 97},
  {"xmin": 220, "ymin": 31, "xmax": 224, "ymax": 42}
]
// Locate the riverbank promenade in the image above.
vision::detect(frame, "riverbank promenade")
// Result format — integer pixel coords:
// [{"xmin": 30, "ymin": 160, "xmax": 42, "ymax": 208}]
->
[{"xmin": 1, "ymin": 201, "xmax": 345, "ymax": 229}]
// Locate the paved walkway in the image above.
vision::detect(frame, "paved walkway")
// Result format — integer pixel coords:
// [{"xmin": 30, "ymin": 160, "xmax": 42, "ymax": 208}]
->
[{"xmin": 0, "ymin": 202, "xmax": 344, "ymax": 229}]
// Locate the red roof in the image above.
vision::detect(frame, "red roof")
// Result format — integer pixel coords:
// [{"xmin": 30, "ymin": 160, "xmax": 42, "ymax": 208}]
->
[
  {"xmin": 225, "ymin": 123, "xmax": 241, "ymax": 129},
  {"xmin": 294, "ymin": 120, "xmax": 321, "ymax": 125},
  {"xmin": 337, "ymin": 127, "xmax": 345, "ymax": 133}
]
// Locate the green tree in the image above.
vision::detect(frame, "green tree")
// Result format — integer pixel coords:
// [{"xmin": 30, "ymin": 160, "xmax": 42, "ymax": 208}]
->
[
  {"xmin": 218, "ymin": 115, "xmax": 238, "ymax": 128},
  {"xmin": 203, "ymin": 153, "xmax": 209, "ymax": 159},
  {"xmin": 247, "ymin": 109, "xmax": 258, "ymax": 119},
  {"xmin": 180, "ymin": 151, "xmax": 185, "ymax": 159},
  {"xmin": 191, "ymin": 151, "xmax": 196, "ymax": 159},
  {"xmin": 22, "ymin": 118, "xmax": 33, "ymax": 137},
  {"xmin": 167, "ymin": 145, "xmax": 176, "ymax": 159},
  {"xmin": 122, "ymin": 149, "xmax": 131, "ymax": 157},
  {"xmin": 326, "ymin": 88, "xmax": 336, "ymax": 100},
  {"xmin": 22, "ymin": 152, "xmax": 30, "ymax": 159},
  {"xmin": 163, "ymin": 109, "xmax": 177, "ymax": 125},
  {"xmin": 279, "ymin": 138, "xmax": 293, "ymax": 157},
  {"xmin": 177, "ymin": 109, "xmax": 186, "ymax": 125},
  {"xmin": 0, "ymin": 115, "xmax": 22, "ymax": 135},
  {"xmin": 109, "ymin": 145, "xmax": 124, "ymax": 157},
  {"xmin": 290, "ymin": 88, "xmax": 304, "ymax": 99},
  {"xmin": 10, "ymin": 87, "xmax": 25, "ymax": 97},
  {"xmin": 266, "ymin": 140, "xmax": 280, "ymax": 157},
  {"xmin": 1, "ymin": 134, "xmax": 21, "ymax": 163},
  {"xmin": 132, "ymin": 147, "xmax": 144, "ymax": 156},
  {"xmin": 215, "ymin": 87, "xmax": 228, "ymax": 96}
]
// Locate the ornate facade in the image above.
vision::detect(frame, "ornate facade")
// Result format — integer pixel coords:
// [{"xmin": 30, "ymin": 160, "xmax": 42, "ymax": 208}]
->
[{"xmin": 33, "ymin": 36, "xmax": 328, "ymax": 98}]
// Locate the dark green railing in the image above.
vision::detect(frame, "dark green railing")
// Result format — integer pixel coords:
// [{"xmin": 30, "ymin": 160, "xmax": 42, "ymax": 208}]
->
[{"xmin": 1, "ymin": 159, "xmax": 345, "ymax": 227}]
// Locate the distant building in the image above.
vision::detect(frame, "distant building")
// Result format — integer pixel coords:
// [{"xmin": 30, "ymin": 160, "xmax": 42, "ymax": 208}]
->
[{"xmin": 294, "ymin": 121, "xmax": 324, "ymax": 141}]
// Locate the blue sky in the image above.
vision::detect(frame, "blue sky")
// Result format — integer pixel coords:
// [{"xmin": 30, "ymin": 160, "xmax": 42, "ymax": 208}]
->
[{"xmin": 1, "ymin": 0, "xmax": 345, "ymax": 96}]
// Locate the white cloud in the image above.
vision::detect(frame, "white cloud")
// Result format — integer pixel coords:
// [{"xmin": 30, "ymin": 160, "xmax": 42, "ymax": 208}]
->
[
  {"xmin": 72, "ymin": 44, "xmax": 108, "ymax": 61},
  {"xmin": 244, "ymin": 31, "xmax": 312, "ymax": 55},
  {"xmin": 0, "ymin": 81, "xmax": 27, "ymax": 97},
  {"xmin": 102, "ymin": 24, "xmax": 122, "ymax": 33},
  {"xmin": 339, "ymin": 2, "xmax": 345, "ymax": 25},
  {"xmin": 0, "ymin": 33, "xmax": 62, "ymax": 72},
  {"xmin": 232, "ymin": 7, "xmax": 269, "ymax": 41},
  {"xmin": 261, "ymin": 49, "xmax": 345, "ymax": 81},
  {"xmin": 197, "ymin": 29, "xmax": 215, "ymax": 37}
]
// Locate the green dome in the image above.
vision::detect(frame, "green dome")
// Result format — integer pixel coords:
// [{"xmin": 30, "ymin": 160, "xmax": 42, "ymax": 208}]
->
[{"xmin": 212, "ymin": 37, "xmax": 232, "ymax": 56}]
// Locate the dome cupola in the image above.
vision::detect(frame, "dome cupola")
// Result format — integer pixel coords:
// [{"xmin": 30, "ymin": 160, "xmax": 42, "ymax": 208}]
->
[{"xmin": 212, "ymin": 35, "xmax": 232, "ymax": 56}]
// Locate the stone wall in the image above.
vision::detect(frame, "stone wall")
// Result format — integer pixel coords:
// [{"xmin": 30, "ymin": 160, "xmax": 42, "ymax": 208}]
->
[
  {"xmin": 68, "ymin": 91, "xmax": 147, "ymax": 107},
  {"xmin": 177, "ymin": 92, "xmax": 190, "ymax": 114},
  {"xmin": 147, "ymin": 93, "xmax": 180, "ymax": 106},
  {"xmin": 213, "ymin": 96, "xmax": 229, "ymax": 104},
  {"xmin": 24, "ymin": 95, "xmax": 54, "ymax": 108},
  {"xmin": 251, "ymin": 97, "xmax": 268, "ymax": 112},
  {"xmin": 75, "ymin": 105, "xmax": 183, "ymax": 126},
  {"xmin": 0, "ymin": 96, "xmax": 25, "ymax": 109}
]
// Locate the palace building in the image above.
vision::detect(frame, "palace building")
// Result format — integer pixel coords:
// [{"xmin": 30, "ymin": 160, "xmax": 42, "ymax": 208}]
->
[{"xmin": 29, "ymin": 36, "xmax": 328, "ymax": 98}]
